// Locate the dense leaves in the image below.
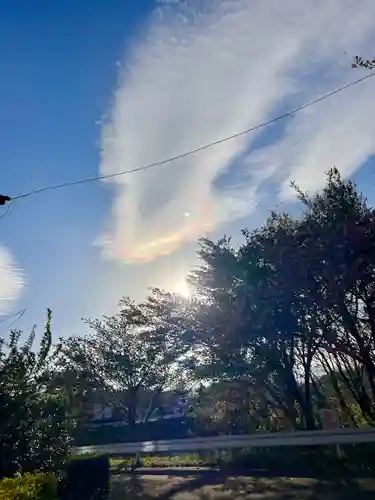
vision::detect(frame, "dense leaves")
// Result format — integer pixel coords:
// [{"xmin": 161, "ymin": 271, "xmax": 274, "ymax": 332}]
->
[
  {"xmin": 352, "ymin": 55, "xmax": 375, "ymax": 70},
  {"xmin": 55, "ymin": 168, "xmax": 375, "ymax": 437},
  {"xmin": 2, "ymin": 167, "xmax": 375, "ymax": 480},
  {"xmin": 59, "ymin": 454, "xmax": 109, "ymax": 500},
  {"xmin": 59, "ymin": 294, "xmax": 189, "ymax": 428},
  {"xmin": 0, "ymin": 472, "xmax": 57, "ymax": 500},
  {"xmin": 185, "ymin": 169, "xmax": 375, "ymax": 430},
  {"xmin": 0, "ymin": 310, "xmax": 72, "ymax": 478}
]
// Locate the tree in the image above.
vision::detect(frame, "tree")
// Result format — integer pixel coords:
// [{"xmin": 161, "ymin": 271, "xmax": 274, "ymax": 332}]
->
[
  {"xmin": 291, "ymin": 168, "xmax": 375, "ymax": 424},
  {"xmin": 48, "ymin": 168, "xmax": 375, "ymax": 439},
  {"xmin": 0, "ymin": 310, "xmax": 72, "ymax": 478},
  {"xmin": 46, "ymin": 367, "xmax": 103, "ymax": 425},
  {"xmin": 60, "ymin": 295, "xmax": 188, "ymax": 430},
  {"xmin": 180, "ymin": 168, "xmax": 375, "ymax": 431},
  {"xmin": 352, "ymin": 55, "xmax": 375, "ymax": 70}
]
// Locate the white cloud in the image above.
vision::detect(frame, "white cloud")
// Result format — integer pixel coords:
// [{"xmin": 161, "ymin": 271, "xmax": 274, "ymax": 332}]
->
[
  {"xmin": 99, "ymin": 0, "xmax": 375, "ymax": 263},
  {"xmin": 0, "ymin": 245, "xmax": 23, "ymax": 317},
  {"xmin": 274, "ymin": 80, "xmax": 375, "ymax": 199}
]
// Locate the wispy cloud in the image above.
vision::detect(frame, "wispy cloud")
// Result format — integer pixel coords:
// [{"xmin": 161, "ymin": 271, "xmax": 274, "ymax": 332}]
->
[
  {"xmin": 0, "ymin": 245, "xmax": 23, "ymax": 317},
  {"xmin": 99, "ymin": 0, "xmax": 375, "ymax": 263}
]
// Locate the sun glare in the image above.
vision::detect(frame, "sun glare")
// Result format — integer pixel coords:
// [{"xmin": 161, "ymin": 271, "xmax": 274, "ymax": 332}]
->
[{"xmin": 174, "ymin": 280, "xmax": 190, "ymax": 298}]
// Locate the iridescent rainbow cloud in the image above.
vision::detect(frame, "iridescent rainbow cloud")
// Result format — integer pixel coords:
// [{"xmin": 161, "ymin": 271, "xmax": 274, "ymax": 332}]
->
[{"xmin": 119, "ymin": 200, "xmax": 215, "ymax": 264}]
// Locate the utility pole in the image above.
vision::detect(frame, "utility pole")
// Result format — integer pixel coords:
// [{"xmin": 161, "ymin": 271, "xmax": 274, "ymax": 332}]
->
[{"xmin": 0, "ymin": 194, "xmax": 10, "ymax": 205}]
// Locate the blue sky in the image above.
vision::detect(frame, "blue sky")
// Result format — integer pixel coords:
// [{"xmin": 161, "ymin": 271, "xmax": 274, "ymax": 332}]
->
[{"xmin": 1, "ymin": 0, "xmax": 375, "ymax": 339}]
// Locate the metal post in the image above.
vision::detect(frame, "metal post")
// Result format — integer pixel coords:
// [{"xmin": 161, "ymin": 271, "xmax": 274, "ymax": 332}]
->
[
  {"xmin": 336, "ymin": 443, "xmax": 344, "ymax": 459},
  {"xmin": 214, "ymin": 449, "xmax": 223, "ymax": 467},
  {"xmin": 130, "ymin": 450, "xmax": 141, "ymax": 472}
]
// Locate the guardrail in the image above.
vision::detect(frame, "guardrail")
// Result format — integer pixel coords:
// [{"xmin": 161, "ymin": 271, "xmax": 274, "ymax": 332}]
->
[{"xmin": 74, "ymin": 427, "xmax": 375, "ymax": 457}]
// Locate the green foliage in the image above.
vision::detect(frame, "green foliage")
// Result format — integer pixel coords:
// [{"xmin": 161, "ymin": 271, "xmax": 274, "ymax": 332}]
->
[
  {"xmin": 60, "ymin": 454, "xmax": 109, "ymax": 500},
  {"xmin": 352, "ymin": 55, "xmax": 375, "ymax": 70},
  {"xmin": 0, "ymin": 310, "xmax": 72, "ymax": 478},
  {"xmin": 18, "ymin": 167, "xmax": 375, "ymax": 451},
  {"xmin": 108, "ymin": 445, "xmax": 375, "ymax": 477},
  {"xmin": 180, "ymin": 168, "xmax": 375, "ymax": 432},
  {"xmin": 46, "ymin": 368, "xmax": 103, "ymax": 426},
  {"xmin": 142, "ymin": 452, "xmax": 212, "ymax": 467},
  {"xmin": 6, "ymin": 168, "xmax": 375, "ymax": 489},
  {"xmin": 59, "ymin": 295, "xmax": 189, "ymax": 428},
  {"xmin": 111, "ymin": 453, "xmax": 212, "ymax": 469},
  {"xmin": 0, "ymin": 473, "xmax": 57, "ymax": 500},
  {"xmin": 341, "ymin": 443, "xmax": 375, "ymax": 474}
]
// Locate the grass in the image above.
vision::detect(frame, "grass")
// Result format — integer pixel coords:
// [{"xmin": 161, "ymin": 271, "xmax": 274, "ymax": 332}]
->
[
  {"xmin": 111, "ymin": 453, "xmax": 211, "ymax": 469},
  {"xmin": 109, "ymin": 444, "xmax": 375, "ymax": 477}
]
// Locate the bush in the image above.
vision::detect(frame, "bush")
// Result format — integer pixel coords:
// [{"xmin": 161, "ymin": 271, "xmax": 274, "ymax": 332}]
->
[
  {"xmin": 0, "ymin": 473, "xmax": 57, "ymax": 500},
  {"xmin": 141, "ymin": 453, "xmax": 213, "ymax": 467},
  {"xmin": 0, "ymin": 313, "xmax": 72, "ymax": 479},
  {"xmin": 341, "ymin": 443, "xmax": 375, "ymax": 475},
  {"xmin": 110, "ymin": 452, "xmax": 216, "ymax": 470},
  {"xmin": 60, "ymin": 454, "xmax": 110, "ymax": 500},
  {"xmin": 226, "ymin": 446, "xmax": 345, "ymax": 477}
]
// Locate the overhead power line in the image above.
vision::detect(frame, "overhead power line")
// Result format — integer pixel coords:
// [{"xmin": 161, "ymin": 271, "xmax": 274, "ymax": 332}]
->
[
  {"xmin": 0, "ymin": 308, "xmax": 27, "ymax": 326},
  {"xmin": 0, "ymin": 201, "xmax": 13, "ymax": 220},
  {"xmin": 0, "ymin": 308, "xmax": 27, "ymax": 338},
  {"xmin": 7, "ymin": 70, "xmax": 375, "ymax": 203}
]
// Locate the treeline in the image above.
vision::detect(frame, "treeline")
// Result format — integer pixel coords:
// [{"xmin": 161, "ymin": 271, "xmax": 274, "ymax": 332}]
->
[{"xmin": 2, "ymin": 168, "xmax": 375, "ymax": 476}]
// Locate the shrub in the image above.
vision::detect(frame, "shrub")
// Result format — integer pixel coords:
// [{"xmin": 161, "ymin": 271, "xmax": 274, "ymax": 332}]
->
[
  {"xmin": 0, "ymin": 473, "xmax": 57, "ymax": 500},
  {"xmin": 60, "ymin": 454, "xmax": 110, "ymax": 500},
  {"xmin": 0, "ymin": 313, "xmax": 72, "ymax": 479},
  {"xmin": 341, "ymin": 443, "xmax": 375, "ymax": 475},
  {"xmin": 141, "ymin": 453, "xmax": 212, "ymax": 467},
  {"xmin": 110, "ymin": 452, "xmax": 215, "ymax": 470}
]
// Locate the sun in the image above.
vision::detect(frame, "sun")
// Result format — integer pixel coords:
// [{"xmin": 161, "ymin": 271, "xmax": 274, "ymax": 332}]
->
[{"xmin": 174, "ymin": 280, "xmax": 190, "ymax": 298}]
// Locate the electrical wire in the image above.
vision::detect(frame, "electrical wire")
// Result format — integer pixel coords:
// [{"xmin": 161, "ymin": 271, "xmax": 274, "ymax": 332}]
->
[
  {"xmin": 0, "ymin": 201, "xmax": 13, "ymax": 219},
  {"xmin": 9, "ymin": 70, "xmax": 375, "ymax": 202},
  {"xmin": 0, "ymin": 308, "xmax": 27, "ymax": 338},
  {"xmin": 0, "ymin": 308, "xmax": 27, "ymax": 326}
]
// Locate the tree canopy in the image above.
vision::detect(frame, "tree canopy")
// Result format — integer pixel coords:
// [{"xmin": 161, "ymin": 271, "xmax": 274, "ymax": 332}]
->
[
  {"xmin": 57, "ymin": 168, "xmax": 375, "ymax": 435},
  {"xmin": 3, "ymin": 167, "xmax": 375, "ymax": 475}
]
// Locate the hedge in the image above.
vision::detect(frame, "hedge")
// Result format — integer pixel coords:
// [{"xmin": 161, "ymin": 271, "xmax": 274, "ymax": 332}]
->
[
  {"xmin": 59, "ymin": 453, "xmax": 110, "ymax": 500},
  {"xmin": 0, "ymin": 473, "xmax": 57, "ymax": 500}
]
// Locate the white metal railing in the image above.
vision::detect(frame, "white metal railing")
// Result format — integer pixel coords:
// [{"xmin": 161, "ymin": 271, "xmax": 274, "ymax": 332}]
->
[{"xmin": 74, "ymin": 427, "xmax": 375, "ymax": 458}]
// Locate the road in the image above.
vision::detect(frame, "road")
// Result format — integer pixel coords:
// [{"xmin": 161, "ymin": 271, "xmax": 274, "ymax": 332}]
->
[{"xmin": 109, "ymin": 469, "xmax": 375, "ymax": 499}]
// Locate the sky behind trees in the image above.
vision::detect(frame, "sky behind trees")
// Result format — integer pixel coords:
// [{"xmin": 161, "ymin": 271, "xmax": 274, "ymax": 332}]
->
[{"xmin": 1, "ymin": 0, "xmax": 375, "ymax": 338}]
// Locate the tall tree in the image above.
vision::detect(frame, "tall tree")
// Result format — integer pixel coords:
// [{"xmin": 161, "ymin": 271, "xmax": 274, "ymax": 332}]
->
[
  {"xmin": 60, "ymin": 295, "xmax": 188, "ymax": 429},
  {"xmin": 290, "ymin": 168, "xmax": 375, "ymax": 423},
  {"xmin": 182, "ymin": 168, "xmax": 375, "ymax": 430}
]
